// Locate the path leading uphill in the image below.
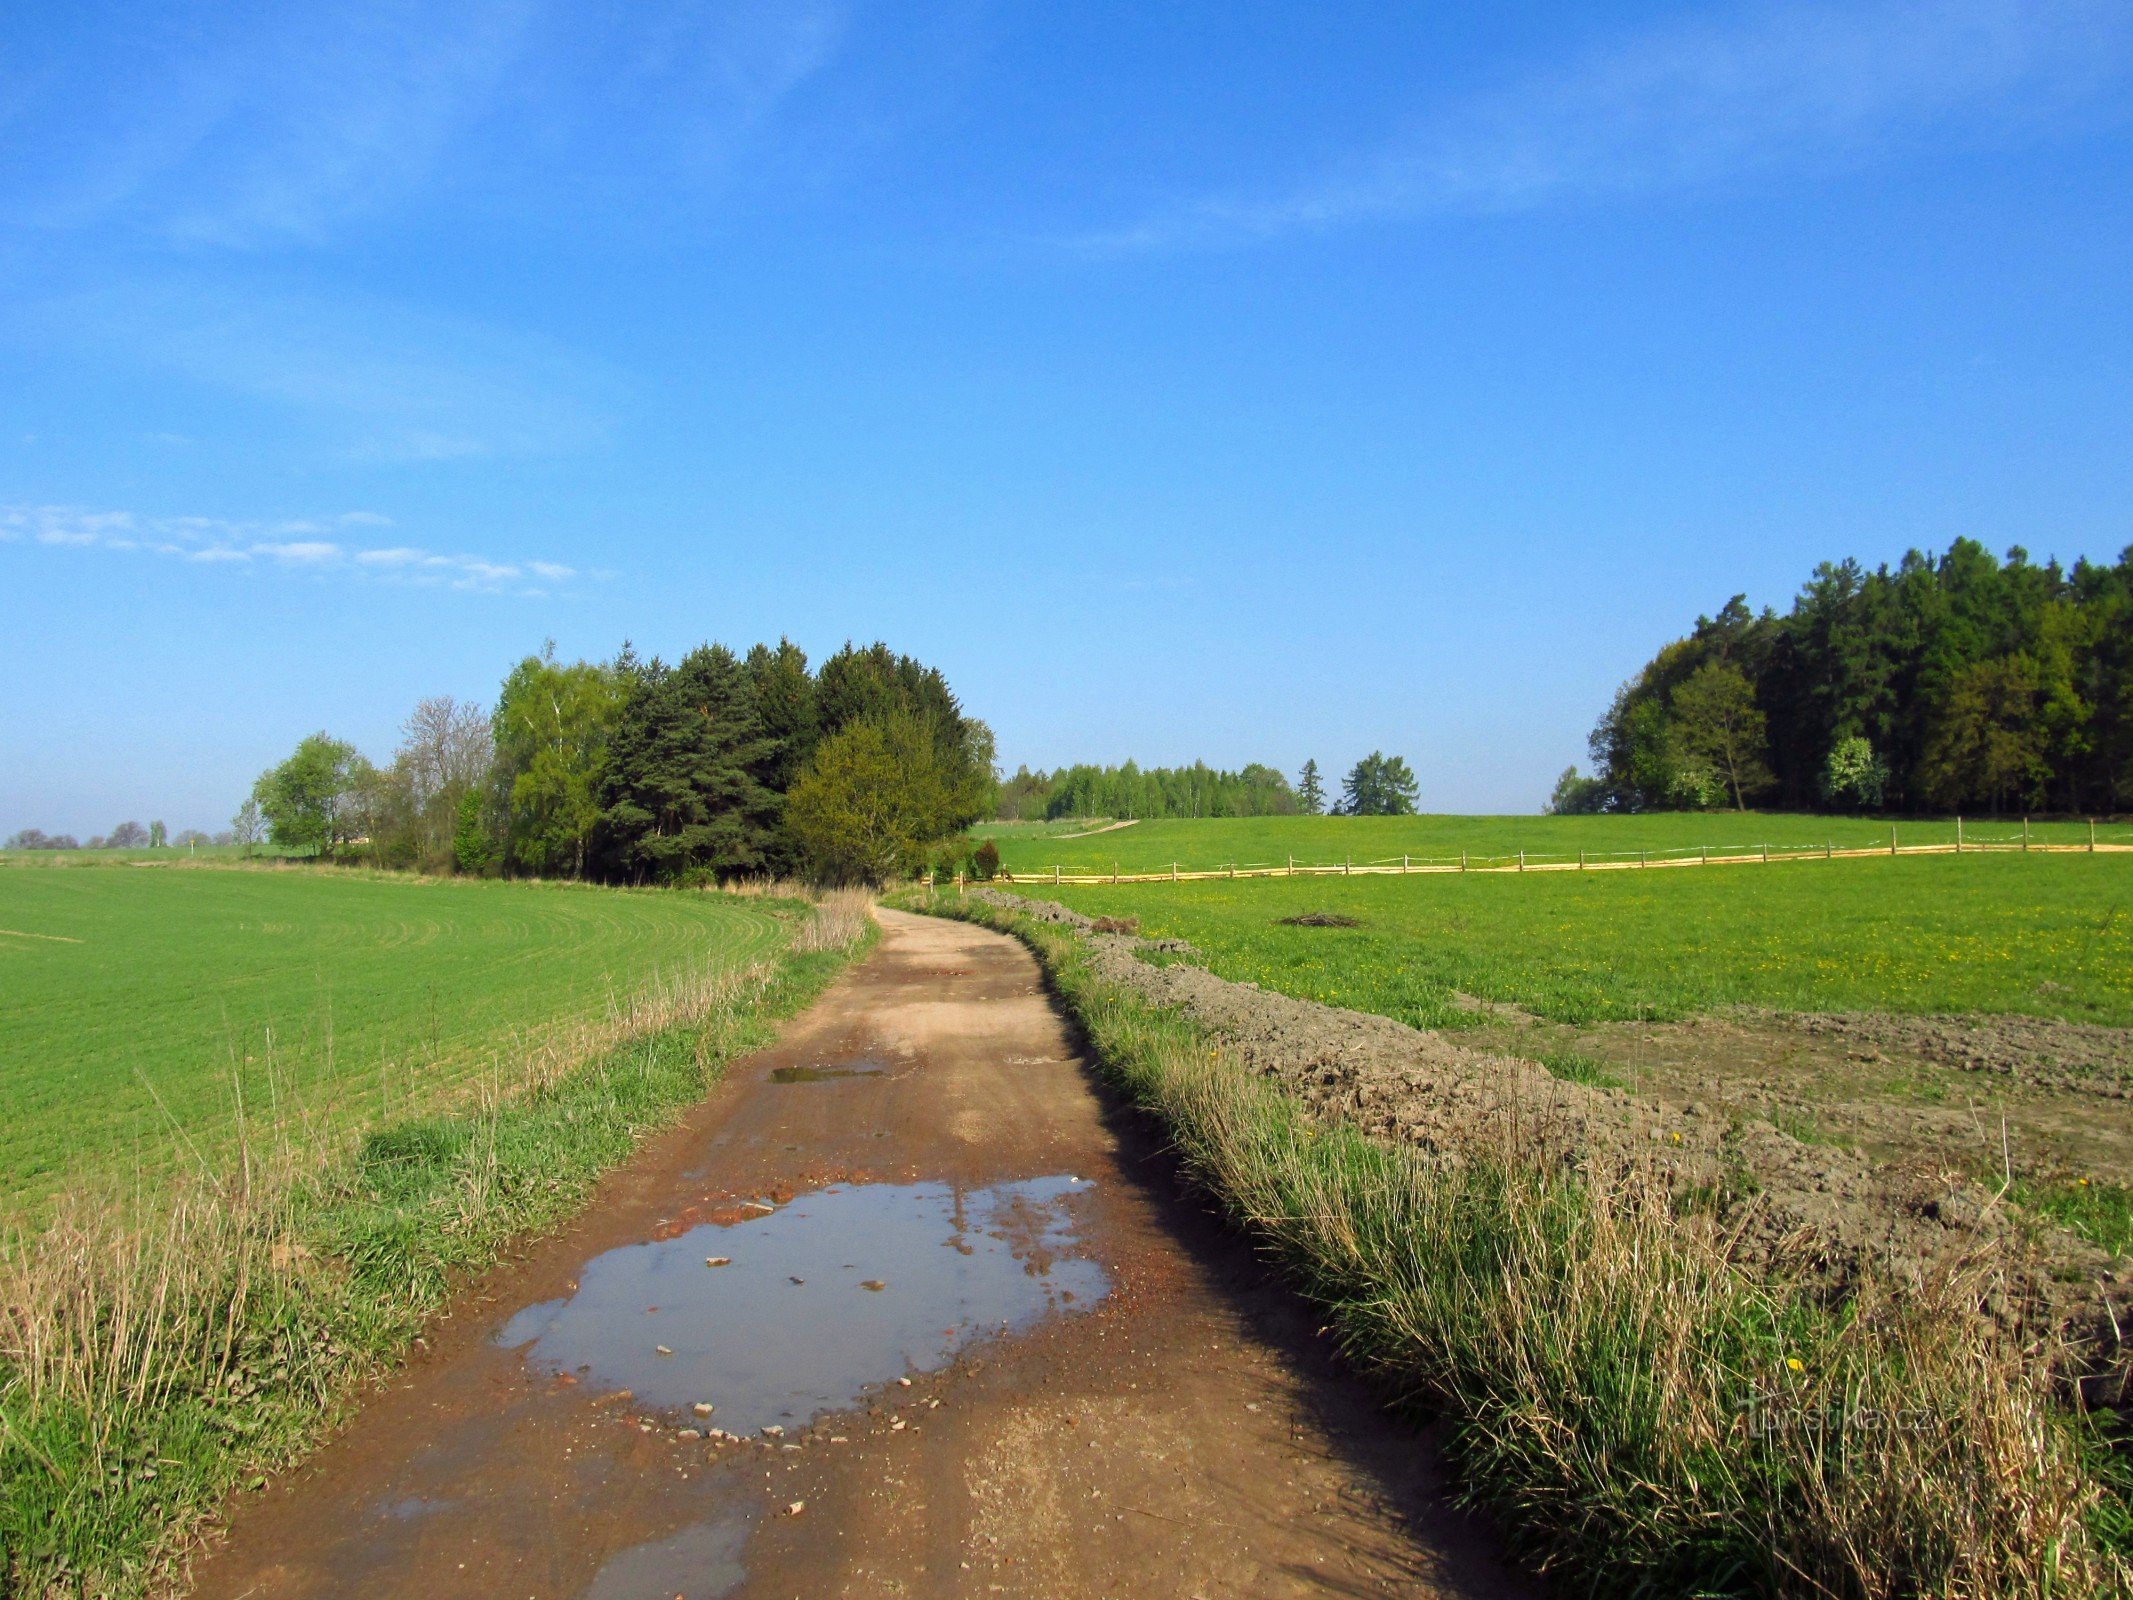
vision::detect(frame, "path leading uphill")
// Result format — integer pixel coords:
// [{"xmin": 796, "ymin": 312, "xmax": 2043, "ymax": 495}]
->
[{"xmin": 187, "ymin": 909, "xmax": 1525, "ymax": 1599}]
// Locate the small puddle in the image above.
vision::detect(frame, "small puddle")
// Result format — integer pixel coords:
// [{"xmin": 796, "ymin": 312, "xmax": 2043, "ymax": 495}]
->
[
  {"xmin": 580, "ymin": 1510, "xmax": 752, "ymax": 1600},
  {"xmin": 496, "ymin": 1176, "xmax": 1107, "ymax": 1435},
  {"xmin": 768, "ymin": 1050, "xmax": 895, "ymax": 1084}
]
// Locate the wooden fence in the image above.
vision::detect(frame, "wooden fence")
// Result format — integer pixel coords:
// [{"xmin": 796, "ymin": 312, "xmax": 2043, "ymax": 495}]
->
[{"xmin": 979, "ymin": 819, "xmax": 2133, "ymax": 888}]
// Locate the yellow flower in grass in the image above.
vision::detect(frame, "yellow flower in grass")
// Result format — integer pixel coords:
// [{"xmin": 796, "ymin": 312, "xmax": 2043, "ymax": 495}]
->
[{"xmin": 1786, "ymin": 1357, "xmax": 1804, "ymax": 1373}]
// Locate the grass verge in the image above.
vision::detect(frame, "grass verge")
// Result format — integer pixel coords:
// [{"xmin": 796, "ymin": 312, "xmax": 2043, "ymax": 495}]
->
[
  {"xmin": 0, "ymin": 891, "xmax": 873, "ymax": 1597},
  {"xmin": 922, "ymin": 892, "xmax": 2129, "ymax": 1598}
]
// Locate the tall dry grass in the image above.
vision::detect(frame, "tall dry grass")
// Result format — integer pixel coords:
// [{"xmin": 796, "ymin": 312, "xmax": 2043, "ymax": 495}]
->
[
  {"xmin": 0, "ymin": 893, "xmax": 873, "ymax": 1596},
  {"xmin": 947, "ymin": 896, "xmax": 2129, "ymax": 1598}
]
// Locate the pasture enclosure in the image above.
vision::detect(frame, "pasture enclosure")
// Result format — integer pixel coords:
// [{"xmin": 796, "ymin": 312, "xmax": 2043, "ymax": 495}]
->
[
  {"xmin": 1026, "ymin": 852, "xmax": 2133, "ymax": 1028},
  {"xmin": 980, "ymin": 811, "xmax": 2131, "ymax": 880},
  {"xmin": 0, "ymin": 864, "xmax": 792, "ymax": 1208}
]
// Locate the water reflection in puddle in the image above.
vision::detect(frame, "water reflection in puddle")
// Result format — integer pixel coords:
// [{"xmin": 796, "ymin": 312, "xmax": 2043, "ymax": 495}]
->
[
  {"xmin": 580, "ymin": 1511, "xmax": 751, "ymax": 1600},
  {"xmin": 496, "ymin": 1176, "xmax": 1106, "ymax": 1434},
  {"xmin": 768, "ymin": 1064, "xmax": 883, "ymax": 1083},
  {"xmin": 767, "ymin": 1053, "xmax": 891, "ymax": 1092}
]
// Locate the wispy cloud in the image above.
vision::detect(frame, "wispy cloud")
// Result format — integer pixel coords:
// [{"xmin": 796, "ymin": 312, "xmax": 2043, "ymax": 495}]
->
[
  {"xmin": 1077, "ymin": 0, "xmax": 2133, "ymax": 253},
  {"xmin": 0, "ymin": 505, "xmax": 583, "ymax": 594},
  {"xmin": 0, "ymin": 0, "xmax": 858, "ymax": 248},
  {"xmin": 13, "ymin": 277, "xmax": 613, "ymax": 463}
]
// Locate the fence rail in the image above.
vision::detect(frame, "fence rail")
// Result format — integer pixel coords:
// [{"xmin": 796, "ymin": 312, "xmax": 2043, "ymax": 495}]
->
[{"xmin": 982, "ymin": 824, "xmax": 2133, "ymax": 887}]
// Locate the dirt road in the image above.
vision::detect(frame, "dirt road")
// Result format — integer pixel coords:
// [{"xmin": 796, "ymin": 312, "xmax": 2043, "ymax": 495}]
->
[{"xmin": 187, "ymin": 909, "xmax": 1524, "ymax": 1599}]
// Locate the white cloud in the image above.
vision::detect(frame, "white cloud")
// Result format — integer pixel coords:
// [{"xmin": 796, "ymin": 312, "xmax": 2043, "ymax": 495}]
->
[
  {"xmin": 0, "ymin": 503, "xmax": 588, "ymax": 595},
  {"xmin": 1078, "ymin": 0, "xmax": 2133, "ymax": 252},
  {"xmin": 254, "ymin": 540, "xmax": 342, "ymax": 564}
]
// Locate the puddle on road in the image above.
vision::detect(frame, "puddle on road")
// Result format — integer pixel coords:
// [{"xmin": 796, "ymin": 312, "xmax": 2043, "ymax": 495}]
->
[
  {"xmin": 768, "ymin": 1050, "xmax": 894, "ymax": 1084},
  {"xmin": 496, "ymin": 1176, "xmax": 1107, "ymax": 1435},
  {"xmin": 580, "ymin": 1510, "xmax": 751, "ymax": 1600}
]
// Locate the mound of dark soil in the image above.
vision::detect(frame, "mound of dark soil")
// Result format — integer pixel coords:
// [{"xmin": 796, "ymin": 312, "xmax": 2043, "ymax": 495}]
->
[
  {"xmin": 1276, "ymin": 912, "xmax": 1362, "ymax": 928},
  {"xmin": 1090, "ymin": 915, "xmax": 1140, "ymax": 935}
]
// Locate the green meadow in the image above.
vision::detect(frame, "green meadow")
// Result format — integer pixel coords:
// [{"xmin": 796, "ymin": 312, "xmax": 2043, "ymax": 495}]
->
[
  {"xmin": 0, "ymin": 864, "xmax": 793, "ymax": 1207},
  {"xmin": 1025, "ymin": 851, "xmax": 2133, "ymax": 1027},
  {"xmin": 979, "ymin": 811, "xmax": 2128, "ymax": 877}
]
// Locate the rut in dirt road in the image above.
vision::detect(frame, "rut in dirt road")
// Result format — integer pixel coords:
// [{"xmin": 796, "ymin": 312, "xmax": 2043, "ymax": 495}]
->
[{"xmin": 186, "ymin": 908, "xmax": 1527, "ymax": 1599}]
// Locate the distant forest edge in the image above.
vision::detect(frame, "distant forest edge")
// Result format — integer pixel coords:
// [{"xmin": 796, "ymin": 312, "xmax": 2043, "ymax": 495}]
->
[
  {"xmin": 994, "ymin": 753, "xmax": 1419, "ymax": 821},
  {"xmin": 227, "ymin": 640, "xmax": 996, "ymax": 886},
  {"xmin": 1555, "ymin": 538, "xmax": 2133, "ymax": 816}
]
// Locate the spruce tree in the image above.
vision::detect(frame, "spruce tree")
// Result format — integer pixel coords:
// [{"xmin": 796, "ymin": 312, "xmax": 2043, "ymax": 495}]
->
[
  {"xmin": 1297, "ymin": 759, "xmax": 1325, "ymax": 814},
  {"xmin": 596, "ymin": 645, "xmax": 780, "ymax": 882}
]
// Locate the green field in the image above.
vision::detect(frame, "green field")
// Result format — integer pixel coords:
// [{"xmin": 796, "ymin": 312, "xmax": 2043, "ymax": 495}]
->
[
  {"xmin": 977, "ymin": 812, "xmax": 2129, "ymax": 877},
  {"xmin": 1019, "ymin": 852, "xmax": 2133, "ymax": 1027},
  {"xmin": 0, "ymin": 864, "xmax": 792, "ymax": 1207}
]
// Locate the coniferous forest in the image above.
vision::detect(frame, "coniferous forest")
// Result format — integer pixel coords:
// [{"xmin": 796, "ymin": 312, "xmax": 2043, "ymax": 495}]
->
[{"xmin": 1561, "ymin": 539, "xmax": 2133, "ymax": 815}]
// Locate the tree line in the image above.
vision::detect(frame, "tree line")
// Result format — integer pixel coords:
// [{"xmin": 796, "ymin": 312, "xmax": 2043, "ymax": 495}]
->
[
  {"xmin": 246, "ymin": 639, "xmax": 994, "ymax": 884},
  {"xmin": 1553, "ymin": 538, "xmax": 2133, "ymax": 815},
  {"xmin": 3, "ymin": 821, "xmax": 226, "ymax": 851},
  {"xmin": 993, "ymin": 752, "xmax": 1420, "ymax": 820}
]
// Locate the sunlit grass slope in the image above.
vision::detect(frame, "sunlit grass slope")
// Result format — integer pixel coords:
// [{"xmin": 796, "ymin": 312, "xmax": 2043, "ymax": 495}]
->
[
  {"xmin": 0, "ymin": 865, "xmax": 789, "ymax": 1206},
  {"xmin": 979, "ymin": 812, "xmax": 2126, "ymax": 877},
  {"xmin": 1033, "ymin": 853, "xmax": 2133, "ymax": 1027}
]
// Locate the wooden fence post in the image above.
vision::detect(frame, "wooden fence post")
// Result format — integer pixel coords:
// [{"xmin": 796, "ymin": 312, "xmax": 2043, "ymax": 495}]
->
[
  {"xmin": 1701, "ymin": 844, "xmax": 1708, "ymax": 866},
  {"xmin": 1578, "ymin": 849, "xmax": 1584, "ymax": 870},
  {"xmin": 1172, "ymin": 861, "xmax": 1179, "ymax": 882},
  {"xmin": 1112, "ymin": 860, "xmax": 1118, "ymax": 885},
  {"xmin": 2091, "ymin": 818, "xmax": 2098, "ymax": 852},
  {"xmin": 1825, "ymin": 840, "xmax": 1832, "ymax": 859},
  {"xmin": 1287, "ymin": 855, "xmax": 1293, "ymax": 877},
  {"xmin": 1891, "ymin": 825, "xmax": 1898, "ymax": 856},
  {"xmin": 2022, "ymin": 818, "xmax": 2029, "ymax": 853},
  {"xmin": 1641, "ymin": 850, "xmax": 1648, "ymax": 868},
  {"xmin": 1053, "ymin": 863, "xmax": 1060, "ymax": 884},
  {"xmin": 1761, "ymin": 842, "xmax": 1769, "ymax": 863},
  {"xmin": 1518, "ymin": 850, "xmax": 1525, "ymax": 872},
  {"xmin": 1402, "ymin": 854, "xmax": 1409, "ymax": 874},
  {"xmin": 1460, "ymin": 850, "xmax": 1467, "ymax": 873},
  {"xmin": 956, "ymin": 872, "xmax": 965, "ymax": 898},
  {"xmin": 1345, "ymin": 856, "xmax": 1351, "ymax": 876},
  {"xmin": 1956, "ymin": 815, "xmax": 1963, "ymax": 853}
]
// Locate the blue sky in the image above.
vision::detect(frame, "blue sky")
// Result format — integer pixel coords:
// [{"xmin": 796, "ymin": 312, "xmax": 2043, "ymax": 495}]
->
[{"xmin": 4, "ymin": 0, "xmax": 2130, "ymax": 834}]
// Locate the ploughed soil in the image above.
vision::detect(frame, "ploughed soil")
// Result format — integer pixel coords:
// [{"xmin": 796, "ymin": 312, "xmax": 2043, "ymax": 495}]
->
[
  {"xmin": 183, "ymin": 909, "xmax": 1526, "ymax": 1600},
  {"xmin": 1459, "ymin": 1009, "xmax": 2133, "ymax": 1190},
  {"xmin": 977, "ymin": 892, "xmax": 2132, "ymax": 1367}
]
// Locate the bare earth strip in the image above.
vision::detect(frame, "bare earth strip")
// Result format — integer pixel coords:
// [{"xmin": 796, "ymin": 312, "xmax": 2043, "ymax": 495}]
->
[{"xmin": 184, "ymin": 909, "xmax": 1524, "ymax": 1599}]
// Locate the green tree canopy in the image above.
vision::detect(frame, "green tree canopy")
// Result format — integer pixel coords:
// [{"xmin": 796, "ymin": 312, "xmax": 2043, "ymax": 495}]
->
[
  {"xmin": 252, "ymin": 734, "xmax": 371, "ymax": 857},
  {"xmin": 1337, "ymin": 752, "xmax": 1419, "ymax": 815},
  {"xmin": 784, "ymin": 714, "xmax": 969, "ymax": 883},
  {"xmin": 1669, "ymin": 661, "xmax": 1773, "ymax": 811},
  {"xmin": 491, "ymin": 645, "xmax": 628, "ymax": 878},
  {"xmin": 1586, "ymin": 540, "xmax": 2133, "ymax": 813},
  {"xmin": 1296, "ymin": 759, "xmax": 1324, "ymax": 815},
  {"xmin": 595, "ymin": 645, "xmax": 781, "ymax": 882}
]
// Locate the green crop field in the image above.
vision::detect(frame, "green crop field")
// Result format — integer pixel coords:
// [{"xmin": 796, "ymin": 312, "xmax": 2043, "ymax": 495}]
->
[
  {"xmin": 1015, "ymin": 851, "xmax": 2133, "ymax": 1028},
  {"xmin": 0, "ymin": 864, "xmax": 793, "ymax": 1209},
  {"xmin": 977, "ymin": 812, "xmax": 2130, "ymax": 878}
]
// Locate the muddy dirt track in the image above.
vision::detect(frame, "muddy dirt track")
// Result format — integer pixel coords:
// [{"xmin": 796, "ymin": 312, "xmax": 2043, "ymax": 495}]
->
[{"xmin": 186, "ymin": 909, "xmax": 1526, "ymax": 1600}]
